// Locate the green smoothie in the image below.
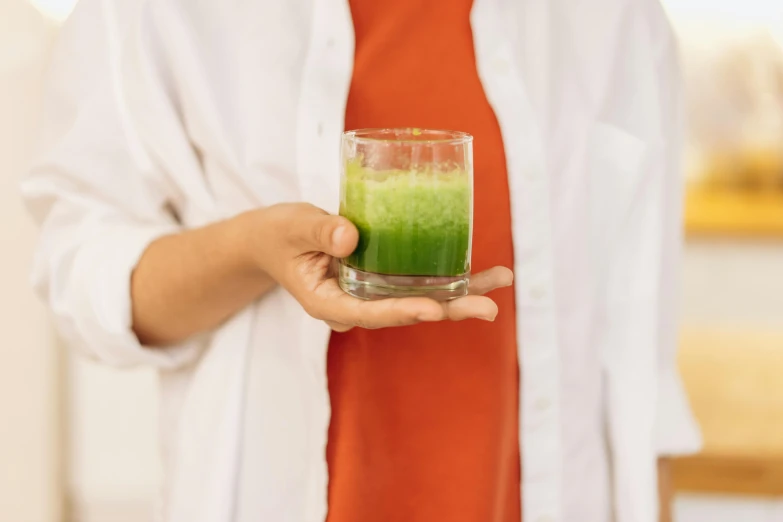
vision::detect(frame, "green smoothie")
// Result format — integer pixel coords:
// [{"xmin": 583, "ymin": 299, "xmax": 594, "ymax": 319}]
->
[{"xmin": 340, "ymin": 159, "xmax": 472, "ymax": 277}]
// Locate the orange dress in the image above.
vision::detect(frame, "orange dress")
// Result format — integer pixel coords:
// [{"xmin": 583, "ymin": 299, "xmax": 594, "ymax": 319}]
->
[{"xmin": 326, "ymin": 1, "xmax": 520, "ymax": 521}]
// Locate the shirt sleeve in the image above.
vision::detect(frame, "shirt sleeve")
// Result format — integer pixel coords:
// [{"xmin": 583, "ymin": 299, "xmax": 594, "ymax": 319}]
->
[
  {"xmin": 599, "ymin": 8, "xmax": 702, "ymax": 521},
  {"xmin": 652, "ymin": 20, "xmax": 702, "ymax": 457},
  {"xmin": 21, "ymin": 0, "xmax": 204, "ymax": 369}
]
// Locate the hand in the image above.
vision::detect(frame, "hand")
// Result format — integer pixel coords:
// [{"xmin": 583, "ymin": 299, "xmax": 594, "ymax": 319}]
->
[{"xmin": 247, "ymin": 203, "xmax": 514, "ymax": 332}]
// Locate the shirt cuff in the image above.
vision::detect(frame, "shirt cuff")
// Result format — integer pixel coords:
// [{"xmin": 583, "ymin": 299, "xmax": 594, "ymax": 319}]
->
[
  {"xmin": 655, "ymin": 367, "xmax": 702, "ymax": 456},
  {"xmin": 60, "ymin": 223, "xmax": 203, "ymax": 369}
]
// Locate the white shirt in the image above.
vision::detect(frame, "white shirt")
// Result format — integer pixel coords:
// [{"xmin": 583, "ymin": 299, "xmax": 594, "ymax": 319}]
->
[{"xmin": 22, "ymin": 0, "xmax": 702, "ymax": 521}]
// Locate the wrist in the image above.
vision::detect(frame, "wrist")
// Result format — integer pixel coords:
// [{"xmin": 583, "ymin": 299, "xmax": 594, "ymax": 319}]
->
[{"xmin": 227, "ymin": 209, "xmax": 273, "ymax": 279}]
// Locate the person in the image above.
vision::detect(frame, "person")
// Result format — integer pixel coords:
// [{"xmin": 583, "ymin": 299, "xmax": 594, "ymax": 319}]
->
[{"xmin": 22, "ymin": 0, "xmax": 701, "ymax": 521}]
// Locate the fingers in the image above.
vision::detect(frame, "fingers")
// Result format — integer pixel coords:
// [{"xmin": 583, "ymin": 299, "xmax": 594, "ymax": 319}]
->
[
  {"xmin": 468, "ymin": 266, "xmax": 514, "ymax": 295},
  {"xmin": 443, "ymin": 295, "xmax": 499, "ymax": 321},
  {"xmin": 310, "ymin": 278, "xmax": 500, "ymax": 330},
  {"xmin": 292, "ymin": 206, "xmax": 358, "ymax": 258},
  {"xmin": 330, "ymin": 291, "xmax": 445, "ymax": 329},
  {"xmin": 326, "ymin": 320, "xmax": 354, "ymax": 333},
  {"xmin": 306, "ymin": 279, "xmax": 439, "ymax": 327},
  {"xmin": 325, "ymin": 294, "xmax": 498, "ymax": 328},
  {"xmin": 305, "ymin": 266, "xmax": 513, "ymax": 330}
]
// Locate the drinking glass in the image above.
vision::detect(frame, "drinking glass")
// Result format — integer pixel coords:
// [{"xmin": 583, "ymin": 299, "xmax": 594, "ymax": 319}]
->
[{"xmin": 338, "ymin": 128, "xmax": 473, "ymax": 301}]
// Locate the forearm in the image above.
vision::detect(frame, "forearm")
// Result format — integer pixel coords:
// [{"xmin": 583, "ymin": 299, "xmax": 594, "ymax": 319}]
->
[
  {"xmin": 130, "ymin": 202, "xmax": 508, "ymax": 346},
  {"xmin": 131, "ymin": 213, "xmax": 274, "ymax": 346}
]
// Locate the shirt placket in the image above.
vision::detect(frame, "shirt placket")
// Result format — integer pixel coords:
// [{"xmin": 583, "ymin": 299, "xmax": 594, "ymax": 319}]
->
[
  {"xmin": 295, "ymin": 0, "xmax": 355, "ymax": 521},
  {"xmin": 471, "ymin": 1, "xmax": 563, "ymax": 521}
]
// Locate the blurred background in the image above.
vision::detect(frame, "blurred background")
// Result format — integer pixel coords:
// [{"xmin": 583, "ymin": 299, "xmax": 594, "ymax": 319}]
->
[{"xmin": 1, "ymin": 0, "xmax": 782, "ymax": 521}]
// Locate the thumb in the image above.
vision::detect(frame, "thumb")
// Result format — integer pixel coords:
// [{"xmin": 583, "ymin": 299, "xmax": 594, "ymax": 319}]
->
[{"xmin": 295, "ymin": 209, "xmax": 359, "ymax": 258}]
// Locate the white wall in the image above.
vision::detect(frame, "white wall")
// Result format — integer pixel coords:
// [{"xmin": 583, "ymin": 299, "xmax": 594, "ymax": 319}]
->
[
  {"xmin": 0, "ymin": 2, "xmax": 62, "ymax": 521},
  {"xmin": 681, "ymin": 241, "xmax": 783, "ymax": 330},
  {"xmin": 677, "ymin": 495, "xmax": 783, "ymax": 522}
]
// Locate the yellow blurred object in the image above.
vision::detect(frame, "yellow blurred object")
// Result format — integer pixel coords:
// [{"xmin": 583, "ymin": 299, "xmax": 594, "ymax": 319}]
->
[
  {"xmin": 673, "ymin": 329, "xmax": 783, "ymax": 496},
  {"xmin": 687, "ymin": 147, "xmax": 783, "ymax": 237},
  {"xmin": 685, "ymin": 186, "xmax": 783, "ymax": 237},
  {"xmin": 682, "ymin": 29, "xmax": 783, "ymax": 237},
  {"xmin": 700, "ymin": 148, "xmax": 783, "ymax": 191}
]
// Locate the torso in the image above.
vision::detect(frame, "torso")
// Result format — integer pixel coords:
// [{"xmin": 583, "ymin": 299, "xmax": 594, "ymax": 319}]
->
[{"xmin": 326, "ymin": 1, "xmax": 521, "ymax": 520}]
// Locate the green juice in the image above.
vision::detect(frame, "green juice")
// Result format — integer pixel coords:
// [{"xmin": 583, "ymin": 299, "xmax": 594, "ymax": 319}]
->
[{"xmin": 340, "ymin": 160, "xmax": 472, "ymax": 277}]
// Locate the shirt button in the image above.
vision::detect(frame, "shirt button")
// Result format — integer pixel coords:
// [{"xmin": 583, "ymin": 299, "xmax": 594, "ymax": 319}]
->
[
  {"xmin": 530, "ymin": 285, "xmax": 546, "ymax": 300},
  {"xmin": 537, "ymin": 516, "xmax": 555, "ymax": 522},
  {"xmin": 493, "ymin": 57, "xmax": 511, "ymax": 75},
  {"xmin": 534, "ymin": 397, "xmax": 551, "ymax": 411},
  {"xmin": 326, "ymin": 37, "xmax": 336, "ymax": 48},
  {"xmin": 317, "ymin": 122, "xmax": 324, "ymax": 137}
]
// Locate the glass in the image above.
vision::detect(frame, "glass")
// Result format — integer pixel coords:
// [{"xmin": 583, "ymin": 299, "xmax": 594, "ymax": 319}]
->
[{"xmin": 338, "ymin": 128, "xmax": 474, "ymax": 301}]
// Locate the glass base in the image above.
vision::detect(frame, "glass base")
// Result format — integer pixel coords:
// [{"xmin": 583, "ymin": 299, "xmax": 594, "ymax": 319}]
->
[{"xmin": 339, "ymin": 264, "xmax": 469, "ymax": 301}]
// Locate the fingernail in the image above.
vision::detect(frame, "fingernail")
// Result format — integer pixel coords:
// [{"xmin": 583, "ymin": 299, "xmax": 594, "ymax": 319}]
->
[{"xmin": 332, "ymin": 226, "xmax": 346, "ymax": 246}]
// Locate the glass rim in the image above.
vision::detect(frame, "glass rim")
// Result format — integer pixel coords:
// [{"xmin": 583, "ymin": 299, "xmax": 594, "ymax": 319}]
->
[{"xmin": 343, "ymin": 128, "xmax": 473, "ymax": 145}]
